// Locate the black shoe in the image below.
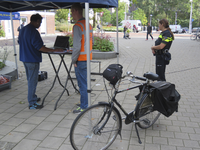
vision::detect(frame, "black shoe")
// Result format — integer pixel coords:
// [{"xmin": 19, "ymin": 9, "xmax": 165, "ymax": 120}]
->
[
  {"xmin": 37, "ymin": 98, "xmax": 41, "ymax": 102},
  {"xmin": 29, "ymin": 103, "xmax": 43, "ymax": 109}
]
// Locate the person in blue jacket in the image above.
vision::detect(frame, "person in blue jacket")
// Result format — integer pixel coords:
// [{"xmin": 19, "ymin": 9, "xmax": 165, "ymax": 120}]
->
[{"xmin": 18, "ymin": 13, "xmax": 63, "ymax": 109}]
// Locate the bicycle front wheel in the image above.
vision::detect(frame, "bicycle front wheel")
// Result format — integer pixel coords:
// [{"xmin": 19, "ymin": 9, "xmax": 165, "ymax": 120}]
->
[
  {"xmin": 136, "ymin": 93, "xmax": 160, "ymax": 129},
  {"xmin": 190, "ymin": 34, "xmax": 196, "ymax": 40},
  {"xmin": 70, "ymin": 103, "xmax": 121, "ymax": 150}
]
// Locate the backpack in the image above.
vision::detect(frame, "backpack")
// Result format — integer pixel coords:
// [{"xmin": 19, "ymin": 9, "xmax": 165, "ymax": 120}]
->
[
  {"xmin": 150, "ymin": 81, "xmax": 181, "ymax": 117},
  {"xmin": 103, "ymin": 64, "xmax": 123, "ymax": 85}
]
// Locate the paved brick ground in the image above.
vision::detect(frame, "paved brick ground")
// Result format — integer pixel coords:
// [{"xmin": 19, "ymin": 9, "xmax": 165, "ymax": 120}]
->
[{"xmin": 0, "ymin": 33, "xmax": 200, "ymax": 150}]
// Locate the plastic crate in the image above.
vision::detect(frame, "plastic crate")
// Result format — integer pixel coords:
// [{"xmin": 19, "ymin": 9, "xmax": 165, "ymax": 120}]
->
[{"xmin": 0, "ymin": 74, "xmax": 12, "ymax": 92}]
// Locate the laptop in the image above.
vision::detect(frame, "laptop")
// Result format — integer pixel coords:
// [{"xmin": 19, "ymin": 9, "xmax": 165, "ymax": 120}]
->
[{"xmin": 53, "ymin": 36, "xmax": 69, "ymax": 50}]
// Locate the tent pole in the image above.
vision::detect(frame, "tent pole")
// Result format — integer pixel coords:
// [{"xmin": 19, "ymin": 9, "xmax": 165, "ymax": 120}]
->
[
  {"xmin": 85, "ymin": 3, "xmax": 91, "ymax": 108},
  {"xmin": 85, "ymin": 2, "xmax": 92, "ymax": 137},
  {"xmin": 116, "ymin": 7, "xmax": 119, "ymax": 64},
  {"xmin": 10, "ymin": 12, "xmax": 19, "ymax": 79}
]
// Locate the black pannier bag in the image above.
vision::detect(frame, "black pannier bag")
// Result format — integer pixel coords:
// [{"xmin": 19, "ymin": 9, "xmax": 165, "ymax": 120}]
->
[
  {"xmin": 150, "ymin": 81, "xmax": 181, "ymax": 117},
  {"xmin": 103, "ymin": 64, "xmax": 123, "ymax": 85}
]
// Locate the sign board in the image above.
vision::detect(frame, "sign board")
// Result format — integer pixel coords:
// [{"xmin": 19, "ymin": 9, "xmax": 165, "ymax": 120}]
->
[
  {"xmin": 100, "ymin": 12, "xmax": 104, "ymax": 17},
  {"xmin": 0, "ymin": 11, "xmax": 20, "ymax": 20}
]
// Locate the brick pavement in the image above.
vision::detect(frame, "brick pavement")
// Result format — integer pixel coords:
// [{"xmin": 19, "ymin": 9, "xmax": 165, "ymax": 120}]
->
[{"xmin": 0, "ymin": 33, "xmax": 200, "ymax": 150}]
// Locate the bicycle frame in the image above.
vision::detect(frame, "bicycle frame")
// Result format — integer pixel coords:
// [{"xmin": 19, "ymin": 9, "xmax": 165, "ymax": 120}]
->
[{"xmin": 95, "ymin": 76, "xmax": 151, "ymax": 144}]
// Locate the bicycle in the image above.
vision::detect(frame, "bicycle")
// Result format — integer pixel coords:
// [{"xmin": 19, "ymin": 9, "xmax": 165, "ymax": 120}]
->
[
  {"xmin": 190, "ymin": 33, "xmax": 200, "ymax": 41},
  {"xmin": 70, "ymin": 71, "xmax": 161, "ymax": 150}
]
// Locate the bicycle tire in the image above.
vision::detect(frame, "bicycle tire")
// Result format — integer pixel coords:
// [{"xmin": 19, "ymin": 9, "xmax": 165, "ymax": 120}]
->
[
  {"xmin": 135, "ymin": 93, "xmax": 160, "ymax": 129},
  {"xmin": 190, "ymin": 34, "xmax": 196, "ymax": 40},
  {"xmin": 70, "ymin": 103, "xmax": 121, "ymax": 150}
]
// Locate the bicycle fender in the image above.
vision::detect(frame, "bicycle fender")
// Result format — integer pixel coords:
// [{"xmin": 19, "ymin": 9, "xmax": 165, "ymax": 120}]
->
[{"xmin": 98, "ymin": 102, "xmax": 123, "ymax": 139}]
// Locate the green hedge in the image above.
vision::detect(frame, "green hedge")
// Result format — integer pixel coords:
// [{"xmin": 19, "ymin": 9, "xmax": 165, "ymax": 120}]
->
[{"xmin": 65, "ymin": 33, "xmax": 114, "ymax": 52}]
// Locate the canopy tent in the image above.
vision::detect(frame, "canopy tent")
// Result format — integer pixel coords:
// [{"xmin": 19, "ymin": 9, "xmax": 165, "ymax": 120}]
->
[
  {"xmin": 0, "ymin": 0, "xmax": 118, "ymax": 12},
  {"xmin": 0, "ymin": 0, "xmax": 119, "ymax": 109}
]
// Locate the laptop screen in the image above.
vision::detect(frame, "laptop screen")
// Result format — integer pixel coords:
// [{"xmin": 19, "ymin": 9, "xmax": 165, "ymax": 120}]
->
[{"xmin": 53, "ymin": 36, "xmax": 69, "ymax": 49}]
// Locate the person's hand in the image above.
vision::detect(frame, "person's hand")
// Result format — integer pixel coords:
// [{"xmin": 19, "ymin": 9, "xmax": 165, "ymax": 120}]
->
[
  {"xmin": 74, "ymin": 64, "xmax": 77, "ymax": 67},
  {"xmin": 151, "ymin": 46, "xmax": 155, "ymax": 54},
  {"xmin": 54, "ymin": 48, "xmax": 64, "ymax": 52}
]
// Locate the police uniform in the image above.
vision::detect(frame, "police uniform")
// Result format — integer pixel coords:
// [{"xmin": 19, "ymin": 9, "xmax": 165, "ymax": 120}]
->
[{"xmin": 154, "ymin": 30, "xmax": 173, "ymax": 81}]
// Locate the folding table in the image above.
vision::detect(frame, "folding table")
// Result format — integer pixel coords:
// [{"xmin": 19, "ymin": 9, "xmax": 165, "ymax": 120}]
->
[{"xmin": 41, "ymin": 51, "xmax": 79, "ymax": 110}]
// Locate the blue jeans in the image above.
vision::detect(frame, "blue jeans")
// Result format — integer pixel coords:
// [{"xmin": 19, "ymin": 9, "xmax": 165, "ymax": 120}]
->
[
  {"xmin": 75, "ymin": 61, "xmax": 88, "ymax": 109},
  {"xmin": 23, "ymin": 62, "xmax": 40, "ymax": 106}
]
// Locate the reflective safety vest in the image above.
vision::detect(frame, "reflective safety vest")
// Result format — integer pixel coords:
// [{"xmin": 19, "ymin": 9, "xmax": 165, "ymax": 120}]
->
[
  {"xmin": 73, "ymin": 19, "xmax": 93, "ymax": 61},
  {"xmin": 159, "ymin": 33, "xmax": 173, "ymax": 42}
]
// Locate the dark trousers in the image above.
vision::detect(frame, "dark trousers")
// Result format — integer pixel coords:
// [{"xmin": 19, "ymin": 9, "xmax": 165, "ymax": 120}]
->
[
  {"xmin": 146, "ymin": 32, "xmax": 153, "ymax": 40},
  {"xmin": 156, "ymin": 54, "xmax": 166, "ymax": 81}
]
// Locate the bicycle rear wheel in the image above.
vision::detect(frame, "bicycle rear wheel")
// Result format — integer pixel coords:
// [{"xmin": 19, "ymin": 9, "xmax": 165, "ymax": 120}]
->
[
  {"xmin": 136, "ymin": 93, "xmax": 160, "ymax": 129},
  {"xmin": 190, "ymin": 34, "xmax": 196, "ymax": 40},
  {"xmin": 70, "ymin": 103, "xmax": 121, "ymax": 150}
]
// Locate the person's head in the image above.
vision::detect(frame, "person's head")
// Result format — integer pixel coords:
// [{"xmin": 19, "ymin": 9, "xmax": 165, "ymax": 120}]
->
[
  {"xmin": 148, "ymin": 22, "xmax": 150, "ymax": 26},
  {"xmin": 159, "ymin": 19, "xmax": 174, "ymax": 40},
  {"xmin": 71, "ymin": 3, "xmax": 83, "ymax": 21},
  {"xmin": 30, "ymin": 13, "xmax": 43, "ymax": 28}
]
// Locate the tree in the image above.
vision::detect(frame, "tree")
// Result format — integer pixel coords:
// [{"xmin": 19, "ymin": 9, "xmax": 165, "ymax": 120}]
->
[
  {"xmin": 93, "ymin": 8, "xmax": 103, "ymax": 28},
  {"xmin": 55, "ymin": 9, "xmax": 70, "ymax": 22},
  {"xmin": 110, "ymin": 1, "xmax": 126, "ymax": 26},
  {"xmin": 191, "ymin": 0, "xmax": 200, "ymax": 26},
  {"xmin": 129, "ymin": 0, "xmax": 200, "ymax": 27},
  {"xmin": 111, "ymin": 9, "xmax": 124, "ymax": 26},
  {"xmin": 101, "ymin": 8, "xmax": 111, "ymax": 25},
  {"xmin": 131, "ymin": 8, "xmax": 147, "ymax": 25}
]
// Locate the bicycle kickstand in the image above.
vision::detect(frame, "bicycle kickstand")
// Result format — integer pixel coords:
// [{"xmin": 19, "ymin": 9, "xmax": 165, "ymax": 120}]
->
[{"xmin": 135, "ymin": 124, "xmax": 142, "ymax": 144}]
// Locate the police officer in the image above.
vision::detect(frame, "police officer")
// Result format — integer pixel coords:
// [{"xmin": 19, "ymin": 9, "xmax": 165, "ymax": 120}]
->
[{"xmin": 151, "ymin": 19, "xmax": 174, "ymax": 81}]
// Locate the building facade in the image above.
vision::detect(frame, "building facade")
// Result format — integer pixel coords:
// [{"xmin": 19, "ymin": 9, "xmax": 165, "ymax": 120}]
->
[{"xmin": 1, "ymin": 11, "xmax": 55, "ymax": 38}]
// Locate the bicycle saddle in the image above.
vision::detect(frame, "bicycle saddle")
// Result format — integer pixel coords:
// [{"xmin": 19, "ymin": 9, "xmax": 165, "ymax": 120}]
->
[{"xmin": 143, "ymin": 72, "xmax": 159, "ymax": 81}]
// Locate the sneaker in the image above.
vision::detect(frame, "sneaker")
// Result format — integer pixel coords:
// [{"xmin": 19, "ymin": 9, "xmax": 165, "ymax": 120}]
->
[
  {"xmin": 37, "ymin": 98, "xmax": 41, "ymax": 102},
  {"xmin": 29, "ymin": 103, "xmax": 43, "ymax": 109},
  {"xmin": 73, "ymin": 107, "xmax": 85, "ymax": 114},
  {"xmin": 145, "ymin": 39, "xmax": 148, "ymax": 41}
]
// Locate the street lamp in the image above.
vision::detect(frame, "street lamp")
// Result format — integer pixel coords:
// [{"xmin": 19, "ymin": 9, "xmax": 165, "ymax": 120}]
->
[
  {"xmin": 189, "ymin": 0, "xmax": 193, "ymax": 34},
  {"xmin": 150, "ymin": 14, "xmax": 152, "ymax": 26}
]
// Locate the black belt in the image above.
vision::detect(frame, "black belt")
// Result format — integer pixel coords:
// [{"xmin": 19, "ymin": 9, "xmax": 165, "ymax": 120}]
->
[{"xmin": 155, "ymin": 49, "xmax": 169, "ymax": 55}]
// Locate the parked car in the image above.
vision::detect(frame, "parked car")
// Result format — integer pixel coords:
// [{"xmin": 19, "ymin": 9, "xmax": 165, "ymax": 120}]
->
[
  {"xmin": 192, "ymin": 27, "xmax": 200, "ymax": 33},
  {"xmin": 169, "ymin": 25, "xmax": 182, "ymax": 33}
]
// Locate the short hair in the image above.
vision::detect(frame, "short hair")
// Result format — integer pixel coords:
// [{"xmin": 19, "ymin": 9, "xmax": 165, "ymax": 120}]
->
[
  {"xmin": 30, "ymin": 13, "xmax": 43, "ymax": 22},
  {"xmin": 71, "ymin": 3, "xmax": 83, "ymax": 15}
]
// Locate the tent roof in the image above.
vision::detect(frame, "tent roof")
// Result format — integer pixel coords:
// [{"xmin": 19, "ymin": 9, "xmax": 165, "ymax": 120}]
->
[{"xmin": 0, "ymin": 0, "xmax": 118, "ymax": 12}]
